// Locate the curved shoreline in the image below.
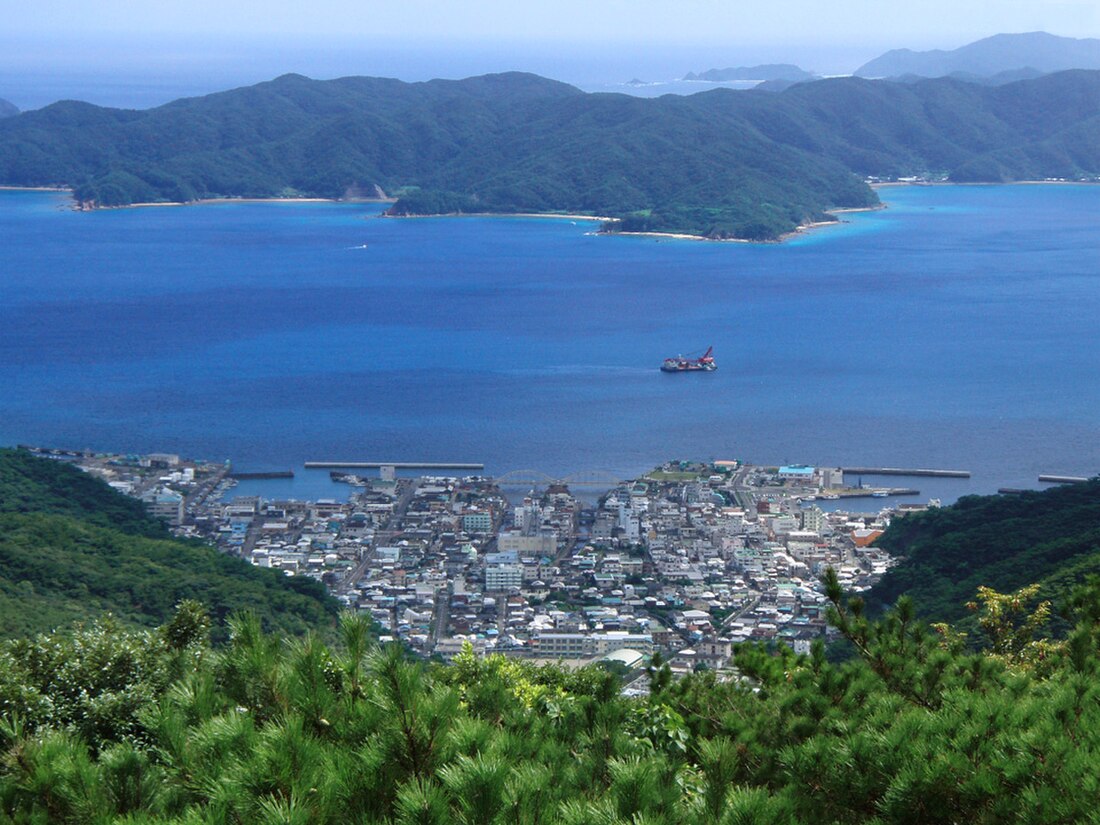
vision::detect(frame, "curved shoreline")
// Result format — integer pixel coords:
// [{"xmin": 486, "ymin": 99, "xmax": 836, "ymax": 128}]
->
[
  {"xmin": 3, "ymin": 181, "xmax": 1093, "ymax": 242},
  {"xmin": 108, "ymin": 196, "xmax": 397, "ymax": 210},
  {"xmin": 0, "ymin": 185, "xmax": 71, "ymax": 192},
  {"xmin": 871, "ymin": 180, "xmax": 1100, "ymax": 189},
  {"xmin": 0, "ymin": 186, "xmax": 882, "ymax": 243},
  {"xmin": 602, "ymin": 203, "xmax": 887, "ymax": 244},
  {"xmin": 383, "ymin": 211, "xmax": 615, "ymax": 223}
]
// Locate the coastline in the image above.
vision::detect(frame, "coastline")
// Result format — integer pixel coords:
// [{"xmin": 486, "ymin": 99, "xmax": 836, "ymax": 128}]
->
[
  {"xmin": 605, "ymin": 230, "xmax": 749, "ymax": 243},
  {"xmin": 605, "ymin": 202, "xmax": 887, "ymax": 244},
  {"xmin": 8, "ymin": 181, "xmax": 1091, "ymax": 242},
  {"xmin": 0, "ymin": 185, "xmax": 71, "ymax": 192},
  {"xmin": 871, "ymin": 180, "xmax": 1100, "ymax": 190},
  {"xmin": 775, "ymin": 203, "xmax": 889, "ymax": 242},
  {"xmin": 106, "ymin": 196, "xmax": 397, "ymax": 210},
  {"xmin": 383, "ymin": 211, "xmax": 615, "ymax": 223}
]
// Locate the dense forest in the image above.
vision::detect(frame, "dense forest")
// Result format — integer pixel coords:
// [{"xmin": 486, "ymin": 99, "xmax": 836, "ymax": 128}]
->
[
  {"xmin": 3, "ymin": 570, "xmax": 1100, "ymax": 823},
  {"xmin": 868, "ymin": 479, "xmax": 1100, "ymax": 627},
  {"xmin": 0, "ymin": 449, "xmax": 338, "ymax": 640},
  {"xmin": 3, "ymin": 69, "xmax": 1100, "ymax": 238}
]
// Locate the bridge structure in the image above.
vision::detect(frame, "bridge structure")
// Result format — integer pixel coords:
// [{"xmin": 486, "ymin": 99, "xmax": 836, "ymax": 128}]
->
[{"xmin": 494, "ymin": 469, "xmax": 626, "ymax": 488}]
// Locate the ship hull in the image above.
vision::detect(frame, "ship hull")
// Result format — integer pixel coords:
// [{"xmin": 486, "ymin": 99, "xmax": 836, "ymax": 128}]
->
[{"xmin": 660, "ymin": 364, "xmax": 717, "ymax": 372}]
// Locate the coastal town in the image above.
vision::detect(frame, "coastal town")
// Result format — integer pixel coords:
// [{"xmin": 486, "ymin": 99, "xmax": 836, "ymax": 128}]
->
[{"xmin": 25, "ymin": 446, "xmax": 939, "ymax": 679}]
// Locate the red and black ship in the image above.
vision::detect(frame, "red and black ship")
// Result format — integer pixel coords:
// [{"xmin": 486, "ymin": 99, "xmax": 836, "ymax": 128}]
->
[{"xmin": 660, "ymin": 346, "xmax": 716, "ymax": 372}]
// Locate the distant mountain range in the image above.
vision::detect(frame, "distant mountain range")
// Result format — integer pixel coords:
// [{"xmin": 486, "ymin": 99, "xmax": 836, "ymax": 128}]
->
[
  {"xmin": 0, "ymin": 99, "xmax": 18, "ymax": 118},
  {"xmin": 683, "ymin": 64, "xmax": 818, "ymax": 83},
  {"xmin": 2, "ymin": 69, "xmax": 1100, "ymax": 239},
  {"xmin": 892, "ymin": 67, "xmax": 1048, "ymax": 87},
  {"xmin": 856, "ymin": 31, "xmax": 1100, "ymax": 79}
]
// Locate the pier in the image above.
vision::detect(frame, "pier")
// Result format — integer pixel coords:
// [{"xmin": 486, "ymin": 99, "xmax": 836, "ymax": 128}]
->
[
  {"xmin": 228, "ymin": 470, "xmax": 294, "ymax": 480},
  {"xmin": 305, "ymin": 461, "xmax": 485, "ymax": 470},
  {"xmin": 1038, "ymin": 474, "xmax": 1090, "ymax": 484},
  {"xmin": 835, "ymin": 488, "xmax": 920, "ymax": 499},
  {"xmin": 842, "ymin": 467, "xmax": 970, "ymax": 478}
]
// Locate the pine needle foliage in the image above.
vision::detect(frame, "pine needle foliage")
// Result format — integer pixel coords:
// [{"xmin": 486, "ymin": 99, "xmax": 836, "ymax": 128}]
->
[{"xmin": 3, "ymin": 583, "xmax": 1100, "ymax": 822}]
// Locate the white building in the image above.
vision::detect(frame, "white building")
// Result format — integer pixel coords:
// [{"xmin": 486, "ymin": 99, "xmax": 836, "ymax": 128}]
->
[{"xmin": 485, "ymin": 563, "xmax": 523, "ymax": 591}]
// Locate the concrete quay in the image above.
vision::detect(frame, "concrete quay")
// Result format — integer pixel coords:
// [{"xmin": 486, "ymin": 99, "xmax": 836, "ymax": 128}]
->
[
  {"xmin": 305, "ymin": 461, "xmax": 485, "ymax": 470},
  {"xmin": 842, "ymin": 467, "xmax": 970, "ymax": 478}
]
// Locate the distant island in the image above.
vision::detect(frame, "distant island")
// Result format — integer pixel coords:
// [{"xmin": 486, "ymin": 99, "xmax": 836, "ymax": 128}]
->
[
  {"xmin": 856, "ymin": 31, "xmax": 1100, "ymax": 79},
  {"xmin": 683, "ymin": 64, "xmax": 818, "ymax": 83},
  {"xmin": 0, "ymin": 98, "xmax": 18, "ymax": 118},
  {"xmin": 2, "ymin": 67, "xmax": 1100, "ymax": 240}
]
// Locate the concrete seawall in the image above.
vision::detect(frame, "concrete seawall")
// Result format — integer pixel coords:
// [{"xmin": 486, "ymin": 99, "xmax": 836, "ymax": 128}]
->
[
  {"xmin": 842, "ymin": 467, "xmax": 970, "ymax": 478},
  {"xmin": 305, "ymin": 461, "xmax": 485, "ymax": 470}
]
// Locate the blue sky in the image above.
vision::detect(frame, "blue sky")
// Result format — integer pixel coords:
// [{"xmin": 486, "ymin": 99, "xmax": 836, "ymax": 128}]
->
[
  {"xmin": 3, "ymin": 1, "xmax": 1100, "ymax": 108},
  {"xmin": 11, "ymin": 1, "xmax": 1099, "ymax": 45}
]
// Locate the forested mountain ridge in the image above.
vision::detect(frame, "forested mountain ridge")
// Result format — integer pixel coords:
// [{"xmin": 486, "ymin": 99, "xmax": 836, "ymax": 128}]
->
[
  {"xmin": 0, "ymin": 99, "xmax": 17, "ymax": 118},
  {"xmin": 0, "ymin": 449, "xmax": 339, "ymax": 639},
  {"xmin": 868, "ymin": 478, "xmax": 1100, "ymax": 626},
  {"xmin": 2, "ymin": 69, "xmax": 1100, "ymax": 238},
  {"xmin": 857, "ymin": 31, "xmax": 1100, "ymax": 79}
]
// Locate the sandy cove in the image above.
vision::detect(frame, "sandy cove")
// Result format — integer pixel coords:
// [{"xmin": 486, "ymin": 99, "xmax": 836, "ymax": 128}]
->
[{"xmin": 383, "ymin": 211, "xmax": 615, "ymax": 223}]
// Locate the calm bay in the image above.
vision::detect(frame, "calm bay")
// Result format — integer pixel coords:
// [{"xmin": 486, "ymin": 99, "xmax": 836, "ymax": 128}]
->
[{"xmin": 2, "ymin": 184, "xmax": 1099, "ymax": 503}]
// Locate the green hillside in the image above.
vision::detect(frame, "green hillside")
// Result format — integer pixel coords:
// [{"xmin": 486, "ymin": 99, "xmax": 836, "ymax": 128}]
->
[
  {"xmin": 0, "ymin": 448, "xmax": 168, "ymax": 537},
  {"xmin": 868, "ymin": 479, "xmax": 1100, "ymax": 625},
  {"xmin": 0, "ymin": 449, "xmax": 338, "ymax": 639},
  {"xmin": 2, "ymin": 69, "xmax": 1100, "ymax": 238}
]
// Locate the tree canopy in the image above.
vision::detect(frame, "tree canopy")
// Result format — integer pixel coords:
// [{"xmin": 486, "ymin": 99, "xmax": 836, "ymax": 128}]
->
[
  {"xmin": 0, "ymin": 449, "xmax": 339, "ymax": 641},
  {"xmin": 2, "ymin": 575, "xmax": 1100, "ymax": 823},
  {"xmin": 868, "ymin": 479, "xmax": 1100, "ymax": 629}
]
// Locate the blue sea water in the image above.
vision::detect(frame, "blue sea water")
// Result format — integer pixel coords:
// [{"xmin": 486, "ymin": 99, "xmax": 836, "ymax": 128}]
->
[{"xmin": 2, "ymin": 185, "xmax": 1099, "ymax": 504}]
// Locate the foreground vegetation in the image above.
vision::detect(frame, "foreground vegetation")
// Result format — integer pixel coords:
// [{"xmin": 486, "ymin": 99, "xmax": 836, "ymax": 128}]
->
[
  {"xmin": 3, "ymin": 569, "xmax": 1100, "ymax": 824},
  {"xmin": 0, "ymin": 449, "xmax": 339, "ymax": 639},
  {"xmin": 5, "ymin": 69, "xmax": 1100, "ymax": 238}
]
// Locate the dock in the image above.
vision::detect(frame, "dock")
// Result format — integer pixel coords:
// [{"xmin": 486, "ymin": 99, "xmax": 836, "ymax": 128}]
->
[
  {"xmin": 228, "ymin": 470, "xmax": 294, "ymax": 480},
  {"xmin": 1038, "ymin": 474, "xmax": 1090, "ymax": 484},
  {"xmin": 835, "ymin": 488, "xmax": 919, "ymax": 499},
  {"xmin": 842, "ymin": 467, "xmax": 970, "ymax": 478},
  {"xmin": 305, "ymin": 461, "xmax": 485, "ymax": 470}
]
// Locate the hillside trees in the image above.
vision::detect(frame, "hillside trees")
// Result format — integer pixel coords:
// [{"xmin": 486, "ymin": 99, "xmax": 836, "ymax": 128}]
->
[{"xmin": 3, "ymin": 575, "xmax": 1100, "ymax": 822}]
